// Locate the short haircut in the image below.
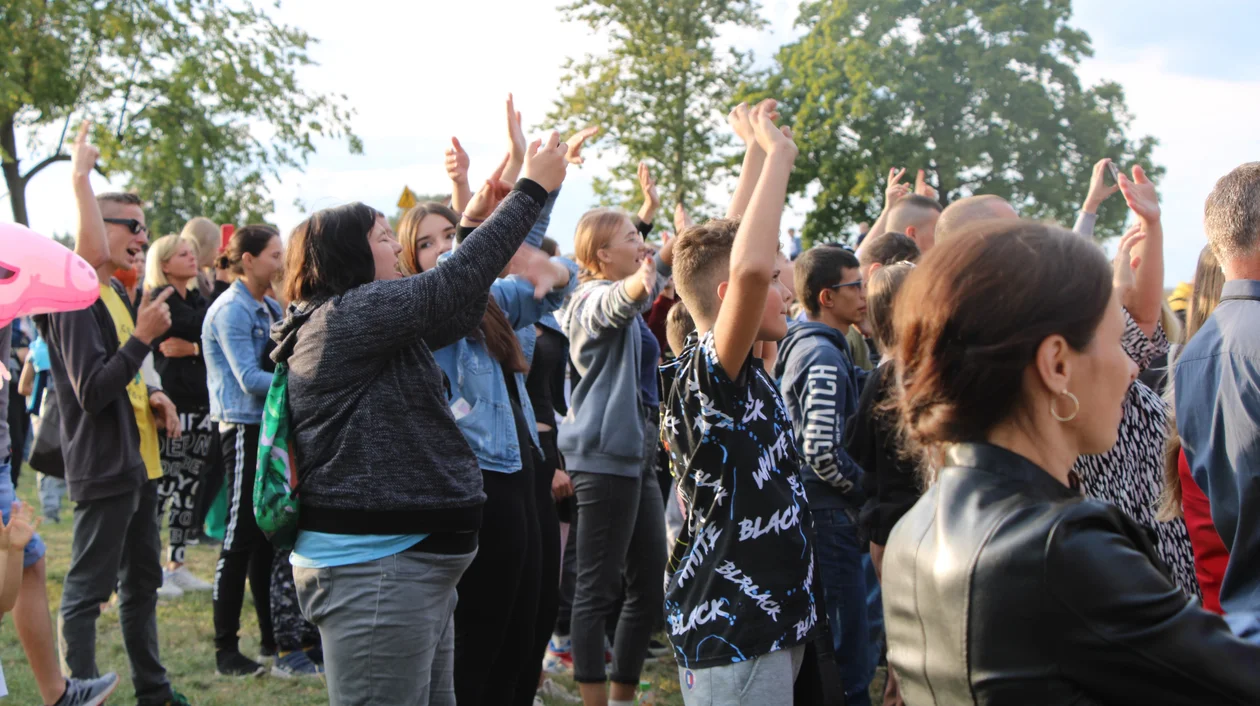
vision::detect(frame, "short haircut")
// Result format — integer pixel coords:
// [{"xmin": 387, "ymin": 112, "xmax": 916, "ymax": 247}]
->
[
  {"xmin": 887, "ymin": 194, "xmax": 942, "ymax": 234},
  {"xmin": 935, "ymin": 195, "xmax": 1017, "ymax": 245},
  {"xmin": 795, "ymin": 245, "xmax": 860, "ymax": 316},
  {"xmin": 1204, "ymin": 162, "xmax": 1260, "ymax": 261},
  {"xmin": 665, "ymin": 300, "xmax": 696, "ymax": 357},
  {"xmin": 858, "ymin": 232, "xmax": 920, "ymax": 270},
  {"xmin": 540, "ymin": 237, "xmax": 559, "ymax": 257},
  {"xmin": 672, "ymin": 218, "xmax": 739, "ymax": 322},
  {"xmin": 97, "ymin": 192, "xmax": 143, "ymax": 217}
]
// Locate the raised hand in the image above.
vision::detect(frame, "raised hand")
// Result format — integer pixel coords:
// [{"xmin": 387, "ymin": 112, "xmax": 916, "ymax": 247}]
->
[
  {"xmin": 659, "ymin": 229, "xmax": 676, "ymax": 267},
  {"xmin": 1085, "ymin": 158, "xmax": 1121, "ymax": 213},
  {"xmin": 2, "ymin": 502, "xmax": 40, "ymax": 550},
  {"xmin": 1118, "ymin": 164, "xmax": 1160, "ymax": 223},
  {"xmin": 638, "ymin": 161, "xmax": 660, "ymax": 211},
  {"xmin": 521, "ymin": 131, "xmax": 570, "ymax": 193},
  {"xmin": 70, "ymin": 120, "xmax": 99, "ymax": 179},
  {"xmin": 149, "ymin": 391, "xmax": 182, "ymax": 438},
  {"xmin": 1112, "ymin": 223, "xmax": 1145, "ymax": 298},
  {"xmin": 463, "ymin": 153, "xmax": 514, "ymax": 224},
  {"xmin": 914, "ymin": 169, "xmax": 938, "ymax": 200},
  {"xmin": 750, "ymin": 99, "xmax": 796, "ymax": 158},
  {"xmin": 133, "ymin": 287, "xmax": 174, "ymax": 344},
  {"xmin": 637, "ymin": 251, "xmax": 656, "ymax": 294},
  {"xmin": 885, "ymin": 167, "xmax": 910, "ymax": 208},
  {"xmin": 509, "ymin": 244, "xmax": 569, "ymax": 299},
  {"xmin": 728, "ymin": 102, "xmax": 755, "ymax": 145},
  {"xmin": 565, "ymin": 126, "xmax": 599, "ymax": 166},
  {"xmin": 674, "ymin": 203, "xmax": 694, "ymax": 235},
  {"xmin": 445, "ymin": 137, "xmax": 470, "ymax": 185},
  {"xmin": 504, "ymin": 94, "xmax": 527, "ymax": 183}
]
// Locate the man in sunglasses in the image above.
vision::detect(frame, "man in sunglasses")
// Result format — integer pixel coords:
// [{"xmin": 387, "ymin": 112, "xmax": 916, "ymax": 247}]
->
[
  {"xmin": 36, "ymin": 121, "xmax": 189, "ymax": 706},
  {"xmin": 773, "ymin": 244, "xmax": 874, "ymax": 706}
]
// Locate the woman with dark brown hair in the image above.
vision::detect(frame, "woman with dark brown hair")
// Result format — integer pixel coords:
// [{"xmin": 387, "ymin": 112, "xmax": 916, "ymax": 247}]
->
[
  {"xmin": 1161, "ymin": 244, "xmax": 1229, "ymax": 613},
  {"xmin": 881, "ymin": 219, "xmax": 1260, "ymax": 705},
  {"xmin": 397, "ymin": 199, "xmax": 579, "ymax": 706}
]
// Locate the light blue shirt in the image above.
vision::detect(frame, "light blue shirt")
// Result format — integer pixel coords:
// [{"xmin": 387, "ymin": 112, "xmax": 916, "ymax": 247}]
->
[
  {"xmin": 290, "ymin": 531, "xmax": 427, "ymax": 569},
  {"xmin": 1174, "ymin": 278, "xmax": 1260, "ymax": 643}
]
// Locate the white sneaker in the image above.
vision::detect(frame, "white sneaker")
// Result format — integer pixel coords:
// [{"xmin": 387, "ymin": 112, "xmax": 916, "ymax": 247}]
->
[
  {"xmin": 537, "ymin": 678, "xmax": 581, "ymax": 703},
  {"xmin": 164, "ymin": 565, "xmax": 212, "ymax": 591},
  {"xmin": 156, "ymin": 579, "xmax": 184, "ymax": 600}
]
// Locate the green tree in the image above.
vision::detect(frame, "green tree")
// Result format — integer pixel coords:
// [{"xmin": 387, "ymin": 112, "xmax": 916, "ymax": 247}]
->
[
  {"xmin": 1, "ymin": 1, "xmax": 359, "ymax": 233},
  {"xmin": 546, "ymin": 0, "xmax": 765, "ymax": 213},
  {"xmin": 747, "ymin": 0, "xmax": 1159, "ymax": 245}
]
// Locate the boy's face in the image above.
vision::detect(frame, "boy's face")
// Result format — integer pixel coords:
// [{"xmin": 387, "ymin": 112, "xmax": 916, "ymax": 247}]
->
[
  {"xmin": 756, "ymin": 271, "xmax": 792, "ymax": 342},
  {"xmin": 826, "ymin": 265, "xmax": 867, "ymax": 328}
]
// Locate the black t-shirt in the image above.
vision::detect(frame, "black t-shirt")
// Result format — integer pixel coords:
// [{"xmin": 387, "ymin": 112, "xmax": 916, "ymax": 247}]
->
[
  {"xmin": 660, "ymin": 330, "xmax": 820, "ymax": 670},
  {"xmin": 525, "ymin": 325, "xmax": 567, "ymax": 424}
]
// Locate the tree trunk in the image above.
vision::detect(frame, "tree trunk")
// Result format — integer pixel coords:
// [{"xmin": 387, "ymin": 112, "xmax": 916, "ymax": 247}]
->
[{"xmin": 1, "ymin": 118, "xmax": 29, "ymax": 226}]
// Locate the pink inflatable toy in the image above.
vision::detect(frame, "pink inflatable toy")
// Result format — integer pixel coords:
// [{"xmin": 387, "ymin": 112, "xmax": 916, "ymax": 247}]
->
[{"xmin": 0, "ymin": 222, "xmax": 100, "ymax": 329}]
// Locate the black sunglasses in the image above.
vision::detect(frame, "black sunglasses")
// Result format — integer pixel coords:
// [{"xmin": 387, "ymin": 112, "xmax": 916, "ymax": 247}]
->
[{"xmin": 103, "ymin": 217, "xmax": 148, "ymax": 235}]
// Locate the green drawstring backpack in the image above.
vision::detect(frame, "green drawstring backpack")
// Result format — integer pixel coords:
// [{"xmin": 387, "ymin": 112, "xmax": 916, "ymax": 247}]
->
[{"xmin": 253, "ymin": 362, "xmax": 300, "ymax": 551}]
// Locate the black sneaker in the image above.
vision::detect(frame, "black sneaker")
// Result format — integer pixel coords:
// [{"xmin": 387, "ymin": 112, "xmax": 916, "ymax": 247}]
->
[
  {"xmin": 216, "ymin": 649, "xmax": 266, "ymax": 677},
  {"xmin": 53, "ymin": 674, "xmax": 119, "ymax": 706}
]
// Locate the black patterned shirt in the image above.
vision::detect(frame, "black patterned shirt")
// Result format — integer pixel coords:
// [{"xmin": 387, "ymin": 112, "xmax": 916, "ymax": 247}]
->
[{"xmin": 661, "ymin": 330, "xmax": 820, "ymax": 669}]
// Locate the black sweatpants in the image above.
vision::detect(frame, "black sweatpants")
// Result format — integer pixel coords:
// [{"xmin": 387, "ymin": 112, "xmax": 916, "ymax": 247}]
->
[
  {"xmin": 454, "ymin": 466, "xmax": 542, "ymax": 706},
  {"xmin": 212, "ymin": 423, "xmax": 274, "ymax": 653}
]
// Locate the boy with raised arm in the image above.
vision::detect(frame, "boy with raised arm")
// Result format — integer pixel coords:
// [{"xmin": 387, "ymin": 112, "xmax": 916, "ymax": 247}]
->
[{"xmin": 660, "ymin": 100, "xmax": 819, "ymax": 705}]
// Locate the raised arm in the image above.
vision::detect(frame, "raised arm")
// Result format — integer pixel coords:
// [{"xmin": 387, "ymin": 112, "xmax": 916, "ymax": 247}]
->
[
  {"xmin": 327, "ymin": 135, "xmax": 570, "ymax": 356},
  {"xmin": 636, "ymin": 161, "xmax": 661, "ymax": 226},
  {"xmin": 725, "ymin": 103, "xmax": 766, "ymax": 220},
  {"xmin": 856, "ymin": 167, "xmax": 910, "ymax": 261},
  {"xmin": 503, "ymin": 94, "xmax": 527, "ymax": 184},
  {"xmin": 568, "ymin": 261, "xmax": 663, "ymax": 338},
  {"xmin": 1117, "ymin": 165, "xmax": 1164, "ymax": 337},
  {"xmin": 713, "ymin": 100, "xmax": 796, "ymax": 378},
  {"xmin": 1074, "ymin": 158, "xmax": 1121, "ymax": 237},
  {"xmin": 444, "ymin": 137, "xmax": 473, "ymax": 215},
  {"xmin": 494, "ymin": 254, "xmax": 579, "ymax": 329},
  {"xmin": 70, "ymin": 121, "xmax": 110, "ymax": 271}
]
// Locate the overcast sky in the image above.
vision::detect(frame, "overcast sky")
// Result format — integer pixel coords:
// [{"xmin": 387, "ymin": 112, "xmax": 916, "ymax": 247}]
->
[{"xmin": 12, "ymin": 0, "xmax": 1260, "ymax": 286}]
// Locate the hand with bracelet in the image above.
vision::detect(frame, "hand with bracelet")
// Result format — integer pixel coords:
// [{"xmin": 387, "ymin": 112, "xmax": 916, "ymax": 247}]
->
[{"xmin": 159, "ymin": 337, "xmax": 199, "ymax": 358}]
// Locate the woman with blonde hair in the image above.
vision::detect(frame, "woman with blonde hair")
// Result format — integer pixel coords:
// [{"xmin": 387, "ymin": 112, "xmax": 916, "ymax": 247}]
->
[
  {"xmin": 144, "ymin": 234, "xmax": 216, "ymax": 594},
  {"xmin": 559, "ymin": 197, "xmax": 672, "ymax": 706}
]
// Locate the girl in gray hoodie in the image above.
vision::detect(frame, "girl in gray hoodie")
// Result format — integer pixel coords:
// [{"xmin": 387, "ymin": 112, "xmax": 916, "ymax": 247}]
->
[{"xmin": 558, "ymin": 207, "xmax": 670, "ymax": 705}]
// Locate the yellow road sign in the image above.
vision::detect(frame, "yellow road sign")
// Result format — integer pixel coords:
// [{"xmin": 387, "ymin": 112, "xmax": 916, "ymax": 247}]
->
[{"xmin": 397, "ymin": 186, "xmax": 418, "ymax": 210}]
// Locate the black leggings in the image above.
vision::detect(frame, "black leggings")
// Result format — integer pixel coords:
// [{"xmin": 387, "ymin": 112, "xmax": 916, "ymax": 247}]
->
[
  {"xmin": 529, "ymin": 430, "xmax": 563, "ymax": 686},
  {"xmin": 455, "ymin": 466, "xmax": 542, "ymax": 706},
  {"xmin": 212, "ymin": 424, "xmax": 274, "ymax": 653}
]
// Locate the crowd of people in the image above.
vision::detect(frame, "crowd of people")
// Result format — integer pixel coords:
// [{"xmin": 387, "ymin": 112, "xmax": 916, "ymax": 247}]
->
[{"xmin": 4, "ymin": 89, "xmax": 1260, "ymax": 706}]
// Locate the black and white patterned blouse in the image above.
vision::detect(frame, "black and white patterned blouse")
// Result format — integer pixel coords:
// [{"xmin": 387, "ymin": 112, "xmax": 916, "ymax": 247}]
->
[{"xmin": 1074, "ymin": 312, "xmax": 1199, "ymax": 598}]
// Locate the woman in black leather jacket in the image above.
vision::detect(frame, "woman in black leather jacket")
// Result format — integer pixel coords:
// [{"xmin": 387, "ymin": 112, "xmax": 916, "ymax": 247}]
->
[{"xmin": 881, "ymin": 219, "xmax": 1260, "ymax": 705}]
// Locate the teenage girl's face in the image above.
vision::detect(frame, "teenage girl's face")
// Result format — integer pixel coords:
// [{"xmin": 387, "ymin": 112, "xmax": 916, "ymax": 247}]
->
[
  {"xmin": 243, "ymin": 235, "xmax": 284, "ymax": 283},
  {"xmin": 371, "ymin": 216, "xmax": 404, "ymax": 282},
  {"xmin": 413, "ymin": 213, "xmax": 457, "ymax": 273},
  {"xmin": 162, "ymin": 241, "xmax": 199, "ymax": 282},
  {"xmin": 598, "ymin": 218, "xmax": 645, "ymax": 281}
]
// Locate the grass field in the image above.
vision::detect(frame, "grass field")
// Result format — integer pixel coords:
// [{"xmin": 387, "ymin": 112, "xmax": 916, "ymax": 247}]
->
[
  {"xmin": 0, "ymin": 464, "xmax": 688, "ymax": 705},
  {"xmin": 0, "ymin": 465, "xmax": 889, "ymax": 705}
]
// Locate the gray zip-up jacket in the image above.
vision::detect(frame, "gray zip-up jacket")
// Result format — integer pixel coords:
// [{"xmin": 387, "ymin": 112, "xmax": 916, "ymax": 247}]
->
[
  {"xmin": 558, "ymin": 272, "xmax": 664, "ymax": 476},
  {"xmin": 272, "ymin": 180, "xmax": 547, "ymax": 535}
]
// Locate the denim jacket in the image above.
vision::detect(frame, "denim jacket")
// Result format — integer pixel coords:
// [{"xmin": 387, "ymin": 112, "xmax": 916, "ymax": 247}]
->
[
  {"xmin": 202, "ymin": 279, "xmax": 282, "ymax": 424},
  {"xmin": 434, "ymin": 258, "xmax": 578, "ymax": 473}
]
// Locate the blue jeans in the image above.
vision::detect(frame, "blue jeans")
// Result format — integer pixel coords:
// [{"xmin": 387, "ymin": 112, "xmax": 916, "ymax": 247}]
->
[
  {"xmin": 864, "ymin": 554, "xmax": 884, "ymax": 667},
  {"xmin": 812, "ymin": 508, "xmax": 872, "ymax": 706},
  {"xmin": 0, "ymin": 459, "xmax": 46, "ymax": 567}
]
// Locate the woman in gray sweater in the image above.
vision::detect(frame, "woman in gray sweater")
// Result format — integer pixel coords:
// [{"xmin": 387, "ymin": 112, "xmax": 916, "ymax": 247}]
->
[
  {"xmin": 273, "ymin": 135, "xmax": 570, "ymax": 706},
  {"xmin": 558, "ymin": 207, "xmax": 671, "ymax": 706}
]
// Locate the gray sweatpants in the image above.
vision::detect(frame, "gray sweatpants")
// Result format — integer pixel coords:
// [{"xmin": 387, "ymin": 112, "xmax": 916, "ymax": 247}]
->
[
  {"xmin": 569, "ymin": 423, "xmax": 667, "ymax": 685},
  {"xmin": 294, "ymin": 548, "xmax": 476, "ymax": 706},
  {"xmin": 678, "ymin": 645, "xmax": 806, "ymax": 706},
  {"xmin": 58, "ymin": 481, "xmax": 172, "ymax": 705}
]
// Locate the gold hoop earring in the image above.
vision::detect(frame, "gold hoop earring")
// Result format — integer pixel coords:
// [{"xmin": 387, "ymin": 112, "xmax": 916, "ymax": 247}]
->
[{"xmin": 1050, "ymin": 390, "xmax": 1080, "ymax": 423}]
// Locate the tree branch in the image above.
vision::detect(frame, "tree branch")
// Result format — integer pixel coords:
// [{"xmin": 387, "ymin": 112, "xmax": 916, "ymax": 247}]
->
[{"xmin": 20, "ymin": 153, "xmax": 71, "ymax": 185}]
